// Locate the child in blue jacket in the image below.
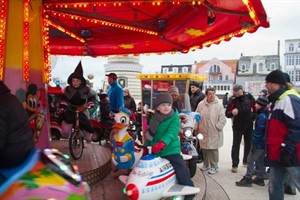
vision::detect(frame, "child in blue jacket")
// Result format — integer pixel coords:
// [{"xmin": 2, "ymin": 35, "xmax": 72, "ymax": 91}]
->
[{"xmin": 236, "ymin": 96, "xmax": 269, "ymax": 187}]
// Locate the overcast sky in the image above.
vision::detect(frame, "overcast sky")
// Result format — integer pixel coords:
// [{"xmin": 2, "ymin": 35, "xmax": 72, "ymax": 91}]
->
[{"xmin": 51, "ymin": 0, "xmax": 300, "ymax": 90}]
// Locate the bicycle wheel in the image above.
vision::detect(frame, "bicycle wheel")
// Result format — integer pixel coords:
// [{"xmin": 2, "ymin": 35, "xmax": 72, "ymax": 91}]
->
[{"xmin": 69, "ymin": 130, "xmax": 84, "ymax": 160}]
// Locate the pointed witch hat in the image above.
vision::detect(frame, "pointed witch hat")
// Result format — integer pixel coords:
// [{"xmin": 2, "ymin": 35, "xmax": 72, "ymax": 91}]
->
[{"xmin": 67, "ymin": 61, "xmax": 86, "ymax": 85}]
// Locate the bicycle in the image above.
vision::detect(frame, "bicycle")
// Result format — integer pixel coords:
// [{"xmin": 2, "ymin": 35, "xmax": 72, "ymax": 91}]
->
[{"xmin": 68, "ymin": 105, "xmax": 89, "ymax": 160}]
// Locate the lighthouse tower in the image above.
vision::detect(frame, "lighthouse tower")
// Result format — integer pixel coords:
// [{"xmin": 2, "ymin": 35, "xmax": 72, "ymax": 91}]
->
[{"xmin": 104, "ymin": 56, "xmax": 143, "ymax": 100}]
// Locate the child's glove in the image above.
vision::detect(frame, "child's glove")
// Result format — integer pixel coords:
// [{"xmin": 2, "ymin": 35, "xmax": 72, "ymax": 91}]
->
[
  {"xmin": 152, "ymin": 141, "xmax": 166, "ymax": 153},
  {"xmin": 86, "ymin": 101, "xmax": 94, "ymax": 108},
  {"xmin": 59, "ymin": 100, "xmax": 68, "ymax": 109},
  {"xmin": 279, "ymin": 149, "xmax": 291, "ymax": 167}
]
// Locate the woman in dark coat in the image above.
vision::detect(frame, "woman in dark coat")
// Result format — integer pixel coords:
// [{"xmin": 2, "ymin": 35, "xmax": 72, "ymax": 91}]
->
[{"xmin": 123, "ymin": 88, "xmax": 136, "ymax": 113}]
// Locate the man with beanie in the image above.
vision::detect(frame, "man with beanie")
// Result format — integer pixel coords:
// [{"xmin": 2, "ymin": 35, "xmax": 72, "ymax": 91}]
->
[
  {"xmin": 60, "ymin": 61, "xmax": 95, "ymax": 141},
  {"xmin": 265, "ymin": 69, "xmax": 300, "ymax": 199},
  {"xmin": 236, "ymin": 96, "xmax": 269, "ymax": 187},
  {"xmin": 144, "ymin": 93, "xmax": 196, "ymax": 200},
  {"xmin": 0, "ymin": 81, "xmax": 35, "ymax": 172},
  {"xmin": 189, "ymin": 82, "xmax": 205, "ymax": 163},
  {"xmin": 225, "ymin": 84, "xmax": 257, "ymax": 173},
  {"xmin": 189, "ymin": 81, "xmax": 205, "ymax": 112},
  {"xmin": 167, "ymin": 85, "xmax": 183, "ymax": 112},
  {"xmin": 106, "ymin": 73, "xmax": 124, "ymax": 112}
]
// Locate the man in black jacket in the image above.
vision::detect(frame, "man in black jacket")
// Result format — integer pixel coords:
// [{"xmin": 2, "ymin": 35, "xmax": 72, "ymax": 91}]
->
[
  {"xmin": 0, "ymin": 81, "xmax": 35, "ymax": 169},
  {"xmin": 225, "ymin": 84, "xmax": 257, "ymax": 173},
  {"xmin": 189, "ymin": 81, "xmax": 205, "ymax": 163},
  {"xmin": 189, "ymin": 81, "xmax": 205, "ymax": 112}
]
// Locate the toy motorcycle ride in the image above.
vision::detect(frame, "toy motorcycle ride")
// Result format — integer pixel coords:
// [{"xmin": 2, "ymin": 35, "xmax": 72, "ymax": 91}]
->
[
  {"xmin": 119, "ymin": 147, "xmax": 200, "ymax": 200},
  {"xmin": 0, "ymin": 148, "xmax": 91, "ymax": 200},
  {"xmin": 179, "ymin": 111, "xmax": 202, "ymax": 178}
]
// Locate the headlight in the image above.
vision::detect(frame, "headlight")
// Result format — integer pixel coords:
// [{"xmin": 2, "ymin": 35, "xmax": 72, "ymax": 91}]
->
[{"xmin": 184, "ymin": 128, "xmax": 193, "ymax": 138}]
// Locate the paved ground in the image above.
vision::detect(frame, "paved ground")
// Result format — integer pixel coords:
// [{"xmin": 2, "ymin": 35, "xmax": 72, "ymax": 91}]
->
[
  {"xmin": 51, "ymin": 118, "xmax": 300, "ymax": 200},
  {"xmin": 201, "ymin": 118, "xmax": 300, "ymax": 200}
]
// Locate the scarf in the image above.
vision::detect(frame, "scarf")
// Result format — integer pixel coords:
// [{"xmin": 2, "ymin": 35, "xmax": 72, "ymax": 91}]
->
[{"xmin": 146, "ymin": 109, "xmax": 174, "ymax": 141}]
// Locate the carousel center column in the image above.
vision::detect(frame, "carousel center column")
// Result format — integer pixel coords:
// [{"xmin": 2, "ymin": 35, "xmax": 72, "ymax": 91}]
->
[{"xmin": 4, "ymin": 0, "xmax": 50, "ymax": 149}]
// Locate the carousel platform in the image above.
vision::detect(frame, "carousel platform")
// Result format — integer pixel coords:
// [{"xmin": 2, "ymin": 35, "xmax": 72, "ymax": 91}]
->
[
  {"xmin": 50, "ymin": 140, "xmax": 229, "ymax": 200},
  {"xmin": 49, "ymin": 140, "xmax": 112, "ymax": 187}
]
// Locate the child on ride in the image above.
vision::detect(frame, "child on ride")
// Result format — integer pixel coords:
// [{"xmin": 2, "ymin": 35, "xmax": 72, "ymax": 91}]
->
[
  {"xmin": 144, "ymin": 93, "xmax": 195, "ymax": 200},
  {"xmin": 98, "ymin": 92, "xmax": 115, "ymax": 128},
  {"xmin": 60, "ymin": 61, "xmax": 95, "ymax": 141}
]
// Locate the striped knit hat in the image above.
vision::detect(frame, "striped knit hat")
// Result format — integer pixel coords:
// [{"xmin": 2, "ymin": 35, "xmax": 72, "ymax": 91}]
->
[{"xmin": 167, "ymin": 85, "xmax": 179, "ymax": 96}]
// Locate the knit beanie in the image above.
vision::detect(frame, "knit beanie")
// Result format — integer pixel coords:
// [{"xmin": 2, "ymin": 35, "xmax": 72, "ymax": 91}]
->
[
  {"xmin": 99, "ymin": 92, "xmax": 107, "ymax": 101},
  {"xmin": 167, "ymin": 85, "xmax": 179, "ymax": 96},
  {"xmin": 284, "ymin": 72, "xmax": 291, "ymax": 83},
  {"xmin": 156, "ymin": 93, "xmax": 173, "ymax": 107},
  {"xmin": 123, "ymin": 87, "xmax": 130, "ymax": 94},
  {"xmin": 260, "ymin": 89, "xmax": 267, "ymax": 96},
  {"xmin": 67, "ymin": 61, "xmax": 86, "ymax": 85},
  {"xmin": 190, "ymin": 81, "xmax": 199, "ymax": 88},
  {"xmin": 265, "ymin": 69, "xmax": 287, "ymax": 84},
  {"xmin": 256, "ymin": 96, "xmax": 268, "ymax": 107}
]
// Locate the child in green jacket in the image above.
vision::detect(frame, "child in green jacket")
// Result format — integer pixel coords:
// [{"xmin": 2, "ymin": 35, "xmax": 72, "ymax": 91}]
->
[{"xmin": 145, "ymin": 92, "xmax": 195, "ymax": 200}]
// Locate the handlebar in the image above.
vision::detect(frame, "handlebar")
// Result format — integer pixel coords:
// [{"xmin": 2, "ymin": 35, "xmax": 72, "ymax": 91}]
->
[{"xmin": 62, "ymin": 105, "xmax": 91, "ymax": 113}]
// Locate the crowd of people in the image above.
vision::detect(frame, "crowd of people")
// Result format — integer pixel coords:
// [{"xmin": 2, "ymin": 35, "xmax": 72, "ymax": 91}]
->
[{"xmin": 1, "ymin": 62, "xmax": 300, "ymax": 200}]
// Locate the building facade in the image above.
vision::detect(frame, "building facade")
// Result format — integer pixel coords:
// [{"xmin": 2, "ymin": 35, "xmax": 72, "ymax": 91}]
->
[
  {"xmin": 195, "ymin": 58, "xmax": 238, "ymax": 97},
  {"xmin": 161, "ymin": 64, "xmax": 193, "ymax": 74},
  {"xmin": 236, "ymin": 54, "xmax": 280, "ymax": 97},
  {"xmin": 284, "ymin": 38, "xmax": 300, "ymax": 90}
]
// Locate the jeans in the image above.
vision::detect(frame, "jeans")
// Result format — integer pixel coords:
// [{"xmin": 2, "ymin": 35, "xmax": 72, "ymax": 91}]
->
[
  {"xmin": 245, "ymin": 148, "xmax": 265, "ymax": 179},
  {"xmin": 269, "ymin": 166, "xmax": 300, "ymax": 200},
  {"xmin": 163, "ymin": 154, "xmax": 195, "ymax": 199},
  {"xmin": 231, "ymin": 125, "xmax": 252, "ymax": 167}
]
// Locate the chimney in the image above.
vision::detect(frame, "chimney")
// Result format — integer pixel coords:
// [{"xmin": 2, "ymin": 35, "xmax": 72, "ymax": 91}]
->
[
  {"xmin": 278, "ymin": 40, "xmax": 281, "ymax": 70},
  {"xmin": 277, "ymin": 40, "xmax": 280, "ymax": 56}
]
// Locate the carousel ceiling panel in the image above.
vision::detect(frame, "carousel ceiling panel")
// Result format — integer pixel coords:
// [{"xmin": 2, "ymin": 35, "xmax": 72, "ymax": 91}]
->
[{"xmin": 43, "ymin": 0, "xmax": 269, "ymax": 57}]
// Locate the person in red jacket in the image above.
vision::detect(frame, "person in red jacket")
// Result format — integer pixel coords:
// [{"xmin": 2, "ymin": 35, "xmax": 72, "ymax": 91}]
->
[{"xmin": 265, "ymin": 69, "xmax": 300, "ymax": 200}]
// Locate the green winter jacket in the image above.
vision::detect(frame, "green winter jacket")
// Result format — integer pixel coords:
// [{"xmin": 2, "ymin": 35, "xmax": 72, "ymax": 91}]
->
[{"xmin": 145, "ymin": 109, "xmax": 181, "ymax": 157}]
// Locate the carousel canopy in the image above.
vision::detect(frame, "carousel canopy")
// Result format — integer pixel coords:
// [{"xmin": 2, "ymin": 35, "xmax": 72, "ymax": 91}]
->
[{"xmin": 43, "ymin": 0, "xmax": 269, "ymax": 57}]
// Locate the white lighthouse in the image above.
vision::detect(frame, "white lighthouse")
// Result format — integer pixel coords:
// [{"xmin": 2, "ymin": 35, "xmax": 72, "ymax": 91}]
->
[{"xmin": 104, "ymin": 56, "xmax": 143, "ymax": 100}]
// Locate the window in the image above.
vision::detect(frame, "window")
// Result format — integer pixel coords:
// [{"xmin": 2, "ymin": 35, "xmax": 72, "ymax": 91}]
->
[
  {"xmin": 241, "ymin": 64, "xmax": 246, "ymax": 71},
  {"xmin": 289, "ymin": 43, "xmax": 294, "ymax": 52},
  {"xmin": 182, "ymin": 67, "xmax": 188, "ymax": 73},
  {"xmin": 270, "ymin": 63, "xmax": 276, "ymax": 70},
  {"xmin": 296, "ymin": 55, "xmax": 300, "ymax": 65},
  {"xmin": 162, "ymin": 68, "xmax": 168, "ymax": 74},
  {"xmin": 225, "ymin": 75, "xmax": 229, "ymax": 80},
  {"xmin": 209, "ymin": 64, "xmax": 220, "ymax": 73},
  {"xmin": 288, "ymin": 55, "xmax": 292, "ymax": 66},
  {"xmin": 173, "ymin": 67, "xmax": 178, "ymax": 73},
  {"xmin": 259, "ymin": 63, "xmax": 263, "ymax": 71},
  {"xmin": 219, "ymin": 74, "xmax": 222, "ymax": 80}
]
